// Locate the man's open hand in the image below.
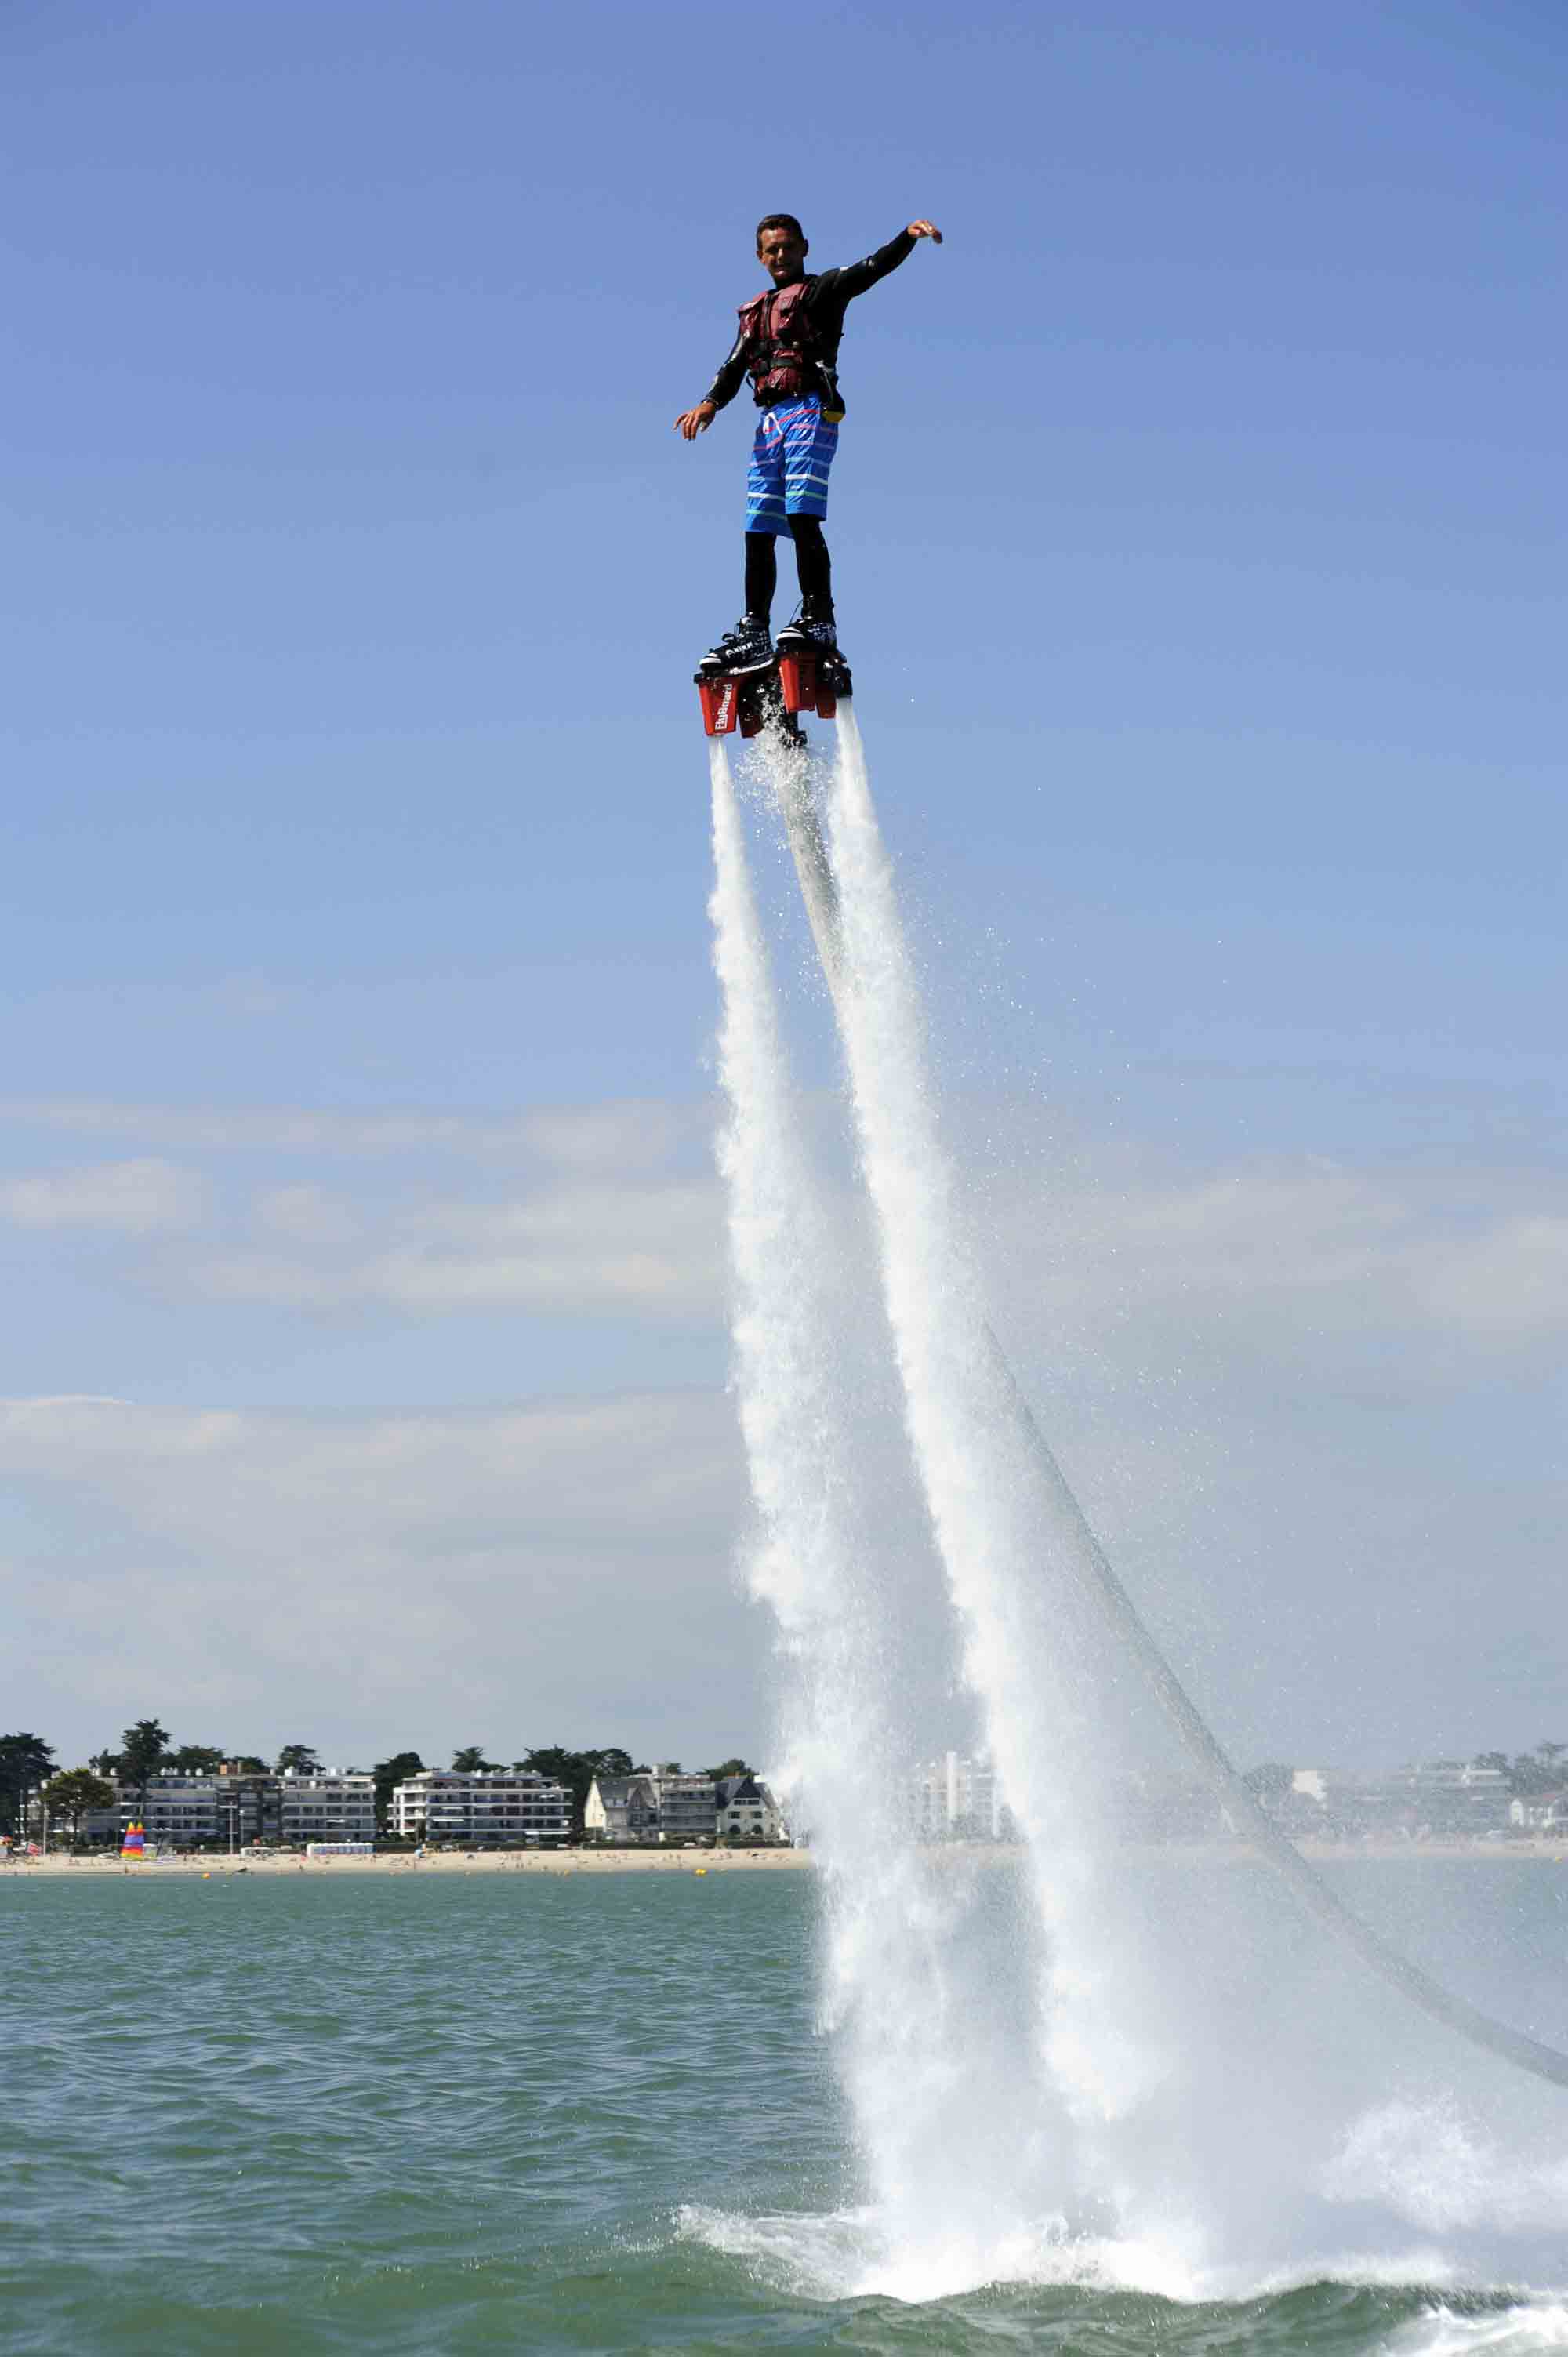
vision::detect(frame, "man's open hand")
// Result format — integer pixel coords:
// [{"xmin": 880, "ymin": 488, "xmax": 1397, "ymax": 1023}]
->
[
  {"xmin": 906, "ymin": 220, "xmax": 943, "ymax": 243},
  {"xmin": 673, "ymin": 402, "xmax": 717, "ymax": 439}
]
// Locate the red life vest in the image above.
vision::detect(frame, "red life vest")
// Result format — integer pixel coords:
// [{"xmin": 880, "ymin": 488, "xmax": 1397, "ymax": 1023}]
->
[{"xmin": 737, "ymin": 278, "xmax": 836, "ymax": 410}]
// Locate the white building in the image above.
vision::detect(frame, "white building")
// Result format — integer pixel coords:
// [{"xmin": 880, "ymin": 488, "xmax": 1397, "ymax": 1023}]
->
[
  {"xmin": 1388, "ymin": 1760, "xmax": 1512, "ymax": 1833},
  {"xmin": 911, "ymin": 1752, "xmax": 1009, "ymax": 1842},
  {"xmin": 649, "ymin": 1767, "xmax": 717, "ymax": 1843},
  {"xmin": 389, "ymin": 1770, "xmax": 570, "ymax": 1845},
  {"xmin": 1510, "ymin": 1792, "xmax": 1566, "ymax": 1834},
  {"xmin": 584, "ymin": 1774, "xmax": 659, "ymax": 1843},
  {"xmin": 114, "ymin": 1772, "xmax": 227, "ymax": 1846},
  {"xmin": 715, "ymin": 1773, "xmax": 786, "ymax": 1843},
  {"xmin": 278, "ymin": 1770, "xmax": 375, "ymax": 1845},
  {"xmin": 583, "ymin": 1767, "xmax": 719, "ymax": 1845},
  {"xmin": 35, "ymin": 1764, "xmax": 368, "ymax": 1850}
]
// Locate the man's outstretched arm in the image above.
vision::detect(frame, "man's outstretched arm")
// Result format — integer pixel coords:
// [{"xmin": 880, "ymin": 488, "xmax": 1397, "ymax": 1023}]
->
[
  {"xmin": 811, "ymin": 219, "xmax": 943, "ymax": 311},
  {"xmin": 674, "ymin": 328, "xmax": 749, "ymax": 439}
]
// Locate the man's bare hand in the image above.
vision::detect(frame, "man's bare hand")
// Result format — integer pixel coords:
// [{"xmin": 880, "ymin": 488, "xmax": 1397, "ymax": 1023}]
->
[
  {"xmin": 673, "ymin": 402, "xmax": 717, "ymax": 439},
  {"xmin": 906, "ymin": 220, "xmax": 943, "ymax": 243}
]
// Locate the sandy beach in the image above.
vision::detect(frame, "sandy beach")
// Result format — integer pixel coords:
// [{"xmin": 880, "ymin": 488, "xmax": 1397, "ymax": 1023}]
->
[
  {"xmin": 6, "ymin": 1839, "xmax": 1566, "ymax": 1877},
  {"xmin": 2, "ymin": 1845, "xmax": 814, "ymax": 1876}
]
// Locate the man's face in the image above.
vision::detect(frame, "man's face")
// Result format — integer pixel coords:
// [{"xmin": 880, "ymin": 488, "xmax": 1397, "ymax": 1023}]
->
[{"xmin": 757, "ymin": 225, "xmax": 808, "ymax": 286}]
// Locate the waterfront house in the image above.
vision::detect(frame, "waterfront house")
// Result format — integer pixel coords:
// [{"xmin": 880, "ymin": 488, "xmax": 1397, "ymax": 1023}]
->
[
  {"xmin": 584, "ymin": 1768, "xmax": 720, "ymax": 1845},
  {"xmin": 715, "ymin": 1773, "xmax": 786, "ymax": 1843},
  {"xmin": 583, "ymin": 1774, "xmax": 660, "ymax": 1843}
]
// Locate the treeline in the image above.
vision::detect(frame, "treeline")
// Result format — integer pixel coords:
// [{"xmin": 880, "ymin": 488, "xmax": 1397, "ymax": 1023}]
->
[
  {"xmin": 0, "ymin": 1724, "xmax": 754, "ymax": 1839},
  {"xmin": 1468, "ymin": 1745, "xmax": 1568, "ymax": 1796}
]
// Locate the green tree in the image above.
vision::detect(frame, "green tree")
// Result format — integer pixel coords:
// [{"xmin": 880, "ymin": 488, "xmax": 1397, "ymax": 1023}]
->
[
  {"xmin": 1243, "ymin": 1762, "xmax": 1295, "ymax": 1807},
  {"xmin": 275, "ymin": 1745, "xmax": 321, "ymax": 1774},
  {"xmin": 169, "ymin": 1745, "xmax": 227, "ymax": 1774},
  {"xmin": 702, "ymin": 1757, "xmax": 751, "ymax": 1781},
  {"xmin": 1509, "ymin": 1744, "xmax": 1568, "ymax": 1797},
  {"xmin": 515, "ymin": 1746, "xmax": 636, "ymax": 1836},
  {"xmin": 0, "ymin": 1734, "xmax": 57, "ymax": 1836},
  {"xmin": 228, "ymin": 1755, "xmax": 268, "ymax": 1776},
  {"xmin": 373, "ymin": 1751, "xmax": 425, "ymax": 1832},
  {"xmin": 118, "ymin": 1719, "xmax": 172, "ymax": 1812},
  {"xmin": 42, "ymin": 1768, "xmax": 117, "ymax": 1845},
  {"xmin": 451, "ymin": 1746, "xmax": 498, "ymax": 1774}
]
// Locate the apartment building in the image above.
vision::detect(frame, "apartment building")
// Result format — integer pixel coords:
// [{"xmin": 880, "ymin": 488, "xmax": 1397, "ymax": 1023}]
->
[
  {"xmin": 1386, "ymin": 1760, "xmax": 1512, "ymax": 1834},
  {"xmin": 649, "ymin": 1766, "xmax": 717, "ymax": 1843},
  {"xmin": 387, "ymin": 1769, "xmax": 570, "ymax": 1845},
  {"xmin": 277, "ymin": 1770, "xmax": 375, "ymax": 1844},
  {"xmin": 34, "ymin": 1765, "xmax": 373, "ymax": 1850},
  {"xmin": 910, "ymin": 1752, "xmax": 1009, "ymax": 1841}
]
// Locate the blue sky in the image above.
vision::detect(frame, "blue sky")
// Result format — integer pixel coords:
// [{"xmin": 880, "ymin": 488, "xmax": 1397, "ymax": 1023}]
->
[{"xmin": 2, "ymin": 0, "xmax": 1563, "ymax": 1773}]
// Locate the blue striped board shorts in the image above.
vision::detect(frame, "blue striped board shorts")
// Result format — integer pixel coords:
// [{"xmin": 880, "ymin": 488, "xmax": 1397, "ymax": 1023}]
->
[{"xmin": 744, "ymin": 395, "xmax": 840, "ymax": 534}]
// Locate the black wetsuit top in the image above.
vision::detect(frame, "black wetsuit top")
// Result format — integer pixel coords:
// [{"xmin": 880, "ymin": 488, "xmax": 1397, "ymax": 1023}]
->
[{"xmin": 702, "ymin": 230, "xmax": 916, "ymax": 419}]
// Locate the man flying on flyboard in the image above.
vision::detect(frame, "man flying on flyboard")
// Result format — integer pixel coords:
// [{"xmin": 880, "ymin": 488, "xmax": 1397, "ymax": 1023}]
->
[{"xmin": 677, "ymin": 212, "xmax": 942, "ymax": 736}]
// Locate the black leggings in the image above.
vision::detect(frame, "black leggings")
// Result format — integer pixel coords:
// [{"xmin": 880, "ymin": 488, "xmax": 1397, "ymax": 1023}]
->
[{"xmin": 745, "ymin": 518, "xmax": 833, "ymax": 623}]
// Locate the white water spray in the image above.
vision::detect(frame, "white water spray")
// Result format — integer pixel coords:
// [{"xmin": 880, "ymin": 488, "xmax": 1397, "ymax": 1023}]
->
[
  {"xmin": 709, "ymin": 738, "xmax": 1076, "ymax": 2286},
  {"xmin": 700, "ymin": 707, "xmax": 1568, "ymax": 2302},
  {"xmin": 811, "ymin": 706, "xmax": 1568, "ymax": 2281},
  {"xmin": 820, "ymin": 711, "xmax": 1198, "ymax": 2180}
]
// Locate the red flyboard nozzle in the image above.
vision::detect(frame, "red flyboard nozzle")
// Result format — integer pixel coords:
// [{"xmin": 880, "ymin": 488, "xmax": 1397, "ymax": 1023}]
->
[
  {"xmin": 778, "ymin": 653, "xmax": 813, "ymax": 714},
  {"xmin": 698, "ymin": 676, "xmax": 739, "ymax": 736}
]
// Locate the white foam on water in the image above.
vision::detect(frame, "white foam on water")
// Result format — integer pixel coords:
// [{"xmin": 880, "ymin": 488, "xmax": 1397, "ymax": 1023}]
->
[
  {"xmin": 1386, "ymin": 2304, "xmax": 1568, "ymax": 2357},
  {"xmin": 675, "ymin": 2198, "xmax": 1179, "ymax": 2304},
  {"xmin": 676, "ymin": 2199, "xmax": 1468, "ymax": 2311}
]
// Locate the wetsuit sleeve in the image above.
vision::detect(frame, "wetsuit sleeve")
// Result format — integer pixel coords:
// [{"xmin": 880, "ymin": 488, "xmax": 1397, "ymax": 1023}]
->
[
  {"xmin": 808, "ymin": 230, "xmax": 916, "ymax": 318},
  {"xmin": 702, "ymin": 327, "xmax": 750, "ymax": 412}
]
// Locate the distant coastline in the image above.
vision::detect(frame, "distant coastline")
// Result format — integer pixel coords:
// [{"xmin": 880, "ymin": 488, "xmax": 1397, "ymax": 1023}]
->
[
  {"xmin": 6, "ymin": 1836, "xmax": 1567, "ymax": 1879},
  {"xmin": 5, "ymin": 1845, "xmax": 810, "ymax": 1876}
]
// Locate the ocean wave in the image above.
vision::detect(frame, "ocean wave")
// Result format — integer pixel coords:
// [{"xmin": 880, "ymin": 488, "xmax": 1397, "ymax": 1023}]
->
[{"xmin": 676, "ymin": 2200, "xmax": 1465, "ymax": 2310}]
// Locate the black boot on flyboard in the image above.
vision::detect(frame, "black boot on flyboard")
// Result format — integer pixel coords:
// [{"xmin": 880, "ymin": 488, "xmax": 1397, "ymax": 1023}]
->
[
  {"xmin": 699, "ymin": 615, "xmax": 775, "ymax": 676},
  {"xmin": 775, "ymin": 608, "xmax": 852, "ymax": 718}
]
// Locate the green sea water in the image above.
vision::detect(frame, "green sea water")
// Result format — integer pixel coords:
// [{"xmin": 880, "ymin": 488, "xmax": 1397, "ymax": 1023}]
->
[{"xmin": 5, "ymin": 1865, "xmax": 1567, "ymax": 2355}]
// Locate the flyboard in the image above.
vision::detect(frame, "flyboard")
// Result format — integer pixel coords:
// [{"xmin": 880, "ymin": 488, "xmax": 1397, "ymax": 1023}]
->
[
  {"xmin": 697, "ymin": 654, "xmax": 1568, "ymax": 2097},
  {"xmin": 695, "ymin": 623, "xmax": 851, "ymax": 746}
]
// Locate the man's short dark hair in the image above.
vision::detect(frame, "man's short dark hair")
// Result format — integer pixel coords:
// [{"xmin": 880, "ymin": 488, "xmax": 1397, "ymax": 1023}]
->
[{"xmin": 756, "ymin": 213, "xmax": 806, "ymax": 248}]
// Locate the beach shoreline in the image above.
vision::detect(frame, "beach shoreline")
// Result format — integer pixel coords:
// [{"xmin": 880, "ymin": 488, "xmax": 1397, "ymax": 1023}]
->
[
  {"xmin": 5, "ymin": 1838, "xmax": 1566, "ymax": 1877},
  {"xmin": 2, "ymin": 1845, "xmax": 811, "ymax": 1876}
]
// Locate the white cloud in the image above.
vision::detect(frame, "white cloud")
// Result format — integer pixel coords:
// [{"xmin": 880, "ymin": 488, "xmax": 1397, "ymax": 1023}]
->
[
  {"xmin": 6, "ymin": 1094, "xmax": 1565, "ymax": 1367},
  {"xmin": 170, "ymin": 1178, "xmax": 725, "ymax": 1318},
  {"xmin": 985, "ymin": 1149, "xmax": 1568, "ymax": 1371},
  {"xmin": 0, "ymin": 1393, "xmax": 756, "ymax": 1765},
  {"xmin": 1409, "ymin": 1215, "xmax": 1568, "ymax": 1340},
  {"xmin": 0, "ymin": 1158, "xmax": 206, "ymax": 1235},
  {"xmin": 3, "ymin": 1103, "xmax": 1563, "ymax": 1771},
  {"xmin": 0, "ymin": 1095, "xmax": 695, "ymax": 1171},
  {"xmin": 254, "ymin": 1185, "xmax": 364, "ymax": 1246}
]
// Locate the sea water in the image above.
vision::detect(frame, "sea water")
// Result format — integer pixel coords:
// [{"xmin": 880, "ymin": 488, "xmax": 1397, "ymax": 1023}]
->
[{"xmin": 6, "ymin": 1867, "xmax": 1568, "ymax": 2355}]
